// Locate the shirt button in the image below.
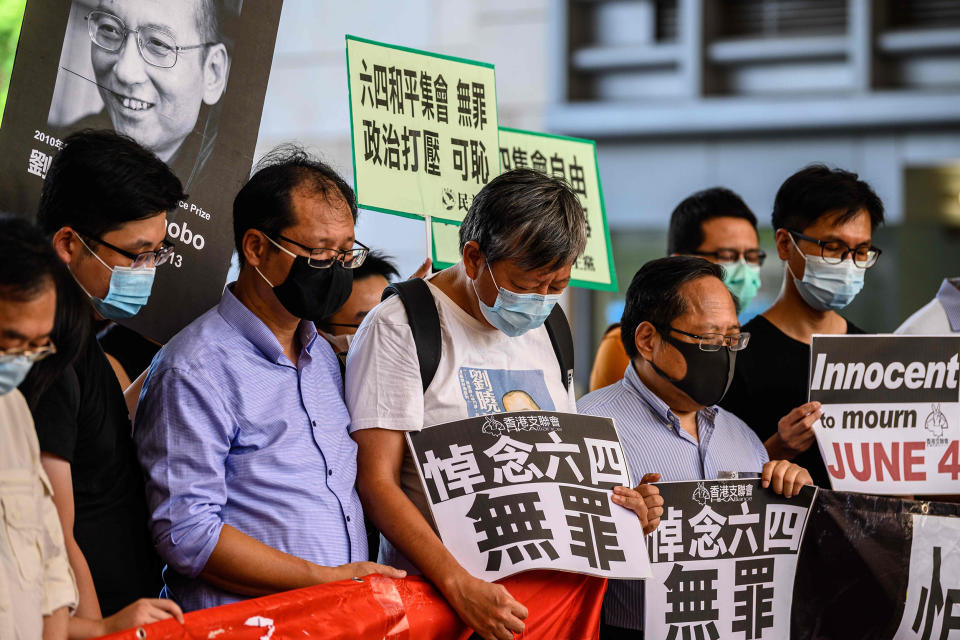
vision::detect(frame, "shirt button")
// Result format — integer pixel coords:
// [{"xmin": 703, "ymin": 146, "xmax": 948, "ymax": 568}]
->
[
  {"xmin": 346, "ymin": 515, "xmax": 351, "ymax": 522},
  {"xmin": 312, "ymin": 420, "xmax": 317, "ymax": 427},
  {"xmin": 328, "ymin": 469, "xmax": 333, "ymax": 476}
]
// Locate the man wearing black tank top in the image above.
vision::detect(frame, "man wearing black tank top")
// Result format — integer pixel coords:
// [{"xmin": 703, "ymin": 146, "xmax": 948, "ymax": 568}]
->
[{"xmin": 721, "ymin": 165, "xmax": 885, "ymax": 487}]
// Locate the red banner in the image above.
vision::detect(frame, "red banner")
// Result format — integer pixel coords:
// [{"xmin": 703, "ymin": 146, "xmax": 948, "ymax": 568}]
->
[{"xmin": 96, "ymin": 571, "xmax": 605, "ymax": 639}]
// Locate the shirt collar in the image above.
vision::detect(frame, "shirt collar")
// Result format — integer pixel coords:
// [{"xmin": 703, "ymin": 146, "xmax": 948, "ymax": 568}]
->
[
  {"xmin": 217, "ymin": 283, "xmax": 318, "ymax": 365},
  {"xmin": 936, "ymin": 278, "xmax": 960, "ymax": 332},
  {"xmin": 622, "ymin": 362, "xmax": 719, "ymax": 428}
]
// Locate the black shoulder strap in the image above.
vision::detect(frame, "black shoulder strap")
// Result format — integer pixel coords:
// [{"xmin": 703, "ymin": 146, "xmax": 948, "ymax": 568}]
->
[
  {"xmin": 544, "ymin": 304, "xmax": 575, "ymax": 393},
  {"xmin": 382, "ymin": 279, "xmax": 442, "ymax": 392},
  {"xmin": 382, "ymin": 280, "xmax": 574, "ymax": 394}
]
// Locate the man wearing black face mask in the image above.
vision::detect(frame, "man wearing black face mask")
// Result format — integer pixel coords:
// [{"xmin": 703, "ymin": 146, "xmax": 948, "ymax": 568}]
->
[
  {"xmin": 578, "ymin": 256, "xmax": 812, "ymax": 639},
  {"xmin": 134, "ymin": 145, "xmax": 404, "ymax": 613}
]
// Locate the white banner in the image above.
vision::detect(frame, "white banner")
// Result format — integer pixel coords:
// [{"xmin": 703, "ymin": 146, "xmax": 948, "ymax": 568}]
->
[
  {"xmin": 644, "ymin": 480, "xmax": 816, "ymax": 639},
  {"xmin": 407, "ymin": 411, "xmax": 652, "ymax": 581},
  {"xmin": 809, "ymin": 335, "xmax": 960, "ymax": 495},
  {"xmin": 894, "ymin": 514, "xmax": 960, "ymax": 639}
]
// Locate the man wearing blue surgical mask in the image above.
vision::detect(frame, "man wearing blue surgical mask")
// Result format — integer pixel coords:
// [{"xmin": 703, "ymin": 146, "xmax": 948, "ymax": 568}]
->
[
  {"xmin": 348, "ymin": 169, "xmax": 664, "ymax": 640},
  {"xmin": 26, "ymin": 130, "xmax": 187, "ymax": 635},
  {"xmin": 721, "ymin": 164, "xmax": 885, "ymax": 488}
]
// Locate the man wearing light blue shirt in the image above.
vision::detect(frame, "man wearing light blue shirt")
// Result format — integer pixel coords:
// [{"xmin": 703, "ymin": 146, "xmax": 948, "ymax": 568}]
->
[
  {"xmin": 134, "ymin": 146, "xmax": 403, "ymax": 612},
  {"xmin": 578, "ymin": 256, "xmax": 812, "ymax": 639}
]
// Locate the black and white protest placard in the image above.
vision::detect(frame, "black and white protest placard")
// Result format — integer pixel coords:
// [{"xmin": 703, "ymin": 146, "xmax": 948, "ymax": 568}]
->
[
  {"xmin": 406, "ymin": 411, "xmax": 652, "ymax": 581},
  {"xmin": 894, "ymin": 513, "xmax": 960, "ymax": 639},
  {"xmin": 0, "ymin": 0, "xmax": 283, "ymax": 342},
  {"xmin": 644, "ymin": 479, "xmax": 816, "ymax": 640},
  {"xmin": 808, "ymin": 335, "xmax": 960, "ymax": 495}
]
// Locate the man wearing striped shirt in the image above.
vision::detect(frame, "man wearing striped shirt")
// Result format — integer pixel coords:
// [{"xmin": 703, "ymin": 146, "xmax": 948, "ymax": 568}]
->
[{"xmin": 578, "ymin": 256, "xmax": 812, "ymax": 639}]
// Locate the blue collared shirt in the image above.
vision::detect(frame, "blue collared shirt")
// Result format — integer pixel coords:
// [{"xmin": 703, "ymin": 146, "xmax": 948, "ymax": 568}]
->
[
  {"xmin": 577, "ymin": 363, "xmax": 768, "ymax": 631},
  {"xmin": 134, "ymin": 285, "xmax": 366, "ymax": 612},
  {"xmin": 937, "ymin": 278, "xmax": 960, "ymax": 332}
]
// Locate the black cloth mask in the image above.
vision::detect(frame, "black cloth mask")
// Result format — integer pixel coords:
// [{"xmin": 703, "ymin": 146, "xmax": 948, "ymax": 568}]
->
[
  {"xmin": 271, "ymin": 256, "xmax": 353, "ymax": 323},
  {"xmin": 649, "ymin": 332, "xmax": 737, "ymax": 407}
]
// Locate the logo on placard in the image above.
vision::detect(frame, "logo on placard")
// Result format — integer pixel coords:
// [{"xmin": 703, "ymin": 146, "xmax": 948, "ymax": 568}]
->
[
  {"xmin": 692, "ymin": 482, "xmax": 710, "ymax": 506},
  {"xmin": 480, "ymin": 414, "xmax": 561, "ymax": 436},
  {"xmin": 691, "ymin": 481, "xmax": 755, "ymax": 505},
  {"xmin": 481, "ymin": 415, "xmax": 506, "ymax": 435},
  {"xmin": 925, "ymin": 404, "xmax": 948, "ymax": 437},
  {"xmin": 924, "ymin": 403, "xmax": 949, "ymax": 447},
  {"xmin": 442, "ymin": 188, "xmax": 456, "ymax": 211}
]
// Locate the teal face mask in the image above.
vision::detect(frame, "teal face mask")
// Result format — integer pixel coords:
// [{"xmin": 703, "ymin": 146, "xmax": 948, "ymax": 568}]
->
[
  {"xmin": 721, "ymin": 259, "xmax": 761, "ymax": 312},
  {"xmin": 473, "ymin": 263, "xmax": 561, "ymax": 337},
  {"xmin": 77, "ymin": 236, "xmax": 156, "ymax": 319}
]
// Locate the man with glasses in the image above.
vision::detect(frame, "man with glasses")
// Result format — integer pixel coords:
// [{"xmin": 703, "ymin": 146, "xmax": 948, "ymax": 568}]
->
[
  {"xmin": 0, "ymin": 215, "xmax": 78, "ymax": 640},
  {"xmin": 134, "ymin": 146, "xmax": 404, "ymax": 613},
  {"xmin": 589, "ymin": 187, "xmax": 764, "ymax": 391},
  {"xmin": 578, "ymin": 256, "xmax": 811, "ymax": 639},
  {"xmin": 52, "ymin": 0, "xmax": 229, "ymax": 187},
  {"xmin": 720, "ymin": 164, "xmax": 884, "ymax": 487},
  {"xmin": 29, "ymin": 130, "xmax": 186, "ymax": 635}
]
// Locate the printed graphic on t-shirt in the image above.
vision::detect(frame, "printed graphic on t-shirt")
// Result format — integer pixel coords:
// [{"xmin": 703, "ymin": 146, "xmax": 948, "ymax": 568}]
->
[{"xmin": 458, "ymin": 368, "xmax": 555, "ymax": 417}]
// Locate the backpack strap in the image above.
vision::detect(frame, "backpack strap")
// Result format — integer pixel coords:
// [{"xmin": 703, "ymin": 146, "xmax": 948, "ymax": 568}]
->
[
  {"xmin": 544, "ymin": 304, "xmax": 575, "ymax": 393},
  {"xmin": 382, "ymin": 279, "xmax": 442, "ymax": 392},
  {"xmin": 382, "ymin": 279, "xmax": 575, "ymax": 394}
]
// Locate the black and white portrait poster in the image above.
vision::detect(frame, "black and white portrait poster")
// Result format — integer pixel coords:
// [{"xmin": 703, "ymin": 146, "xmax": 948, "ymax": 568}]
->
[
  {"xmin": 644, "ymin": 480, "xmax": 816, "ymax": 640},
  {"xmin": 0, "ymin": 0, "xmax": 283, "ymax": 341},
  {"xmin": 406, "ymin": 411, "xmax": 653, "ymax": 582}
]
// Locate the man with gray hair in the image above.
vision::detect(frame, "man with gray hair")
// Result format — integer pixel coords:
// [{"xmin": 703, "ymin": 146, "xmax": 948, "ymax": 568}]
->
[{"xmin": 347, "ymin": 169, "xmax": 664, "ymax": 640}]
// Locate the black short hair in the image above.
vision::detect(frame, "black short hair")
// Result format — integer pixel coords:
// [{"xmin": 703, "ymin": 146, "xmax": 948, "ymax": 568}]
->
[
  {"xmin": 667, "ymin": 187, "xmax": 758, "ymax": 255},
  {"xmin": 620, "ymin": 256, "xmax": 724, "ymax": 359},
  {"xmin": 0, "ymin": 214, "xmax": 60, "ymax": 301},
  {"xmin": 355, "ymin": 250, "xmax": 399, "ymax": 282},
  {"xmin": 772, "ymin": 164, "xmax": 884, "ymax": 233},
  {"xmin": 459, "ymin": 168, "xmax": 586, "ymax": 271},
  {"xmin": 37, "ymin": 130, "xmax": 186, "ymax": 238},
  {"xmin": 233, "ymin": 144, "xmax": 358, "ymax": 265}
]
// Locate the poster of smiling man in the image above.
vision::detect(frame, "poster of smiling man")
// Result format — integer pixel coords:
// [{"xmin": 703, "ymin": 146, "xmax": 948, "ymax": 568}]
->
[{"xmin": 0, "ymin": 0, "xmax": 283, "ymax": 341}]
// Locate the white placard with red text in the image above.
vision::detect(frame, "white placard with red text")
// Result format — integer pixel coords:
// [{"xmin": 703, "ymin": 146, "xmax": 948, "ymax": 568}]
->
[{"xmin": 809, "ymin": 335, "xmax": 960, "ymax": 495}]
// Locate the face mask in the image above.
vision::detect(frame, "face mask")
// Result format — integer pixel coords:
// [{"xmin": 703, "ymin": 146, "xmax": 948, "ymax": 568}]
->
[
  {"xmin": 0, "ymin": 357, "xmax": 33, "ymax": 396},
  {"xmin": 258, "ymin": 255, "xmax": 353, "ymax": 324},
  {"xmin": 473, "ymin": 263, "xmax": 560, "ymax": 337},
  {"xmin": 77, "ymin": 236, "xmax": 155, "ymax": 319},
  {"xmin": 649, "ymin": 332, "xmax": 737, "ymax": 407},
  {"xmin": 789, "ymin": 236, "xmax": 865, "ymax": 312},
  {"xmin": 722, "ymin": 260, "xmax": 761, "ymax": 312}
]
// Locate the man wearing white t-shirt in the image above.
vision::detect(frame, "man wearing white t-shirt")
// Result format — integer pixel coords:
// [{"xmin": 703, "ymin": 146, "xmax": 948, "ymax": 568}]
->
[
  {"xmin": 347, "ymin": 169, "xmax": 664, "ymax": 640},
  {"xmin": 896, "ymin": 277, "xmax": 960, "ymax": 334}
]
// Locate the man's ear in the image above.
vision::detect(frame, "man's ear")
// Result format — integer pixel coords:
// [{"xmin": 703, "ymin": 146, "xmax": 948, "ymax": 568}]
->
[
  {"xmin": 774, "ymin": 228, "xmax": 793, "ymax": 262},
  {"xmin": 201, "ymin": 44, "xmax": 229, "ymax": 106},
  {"xmin": 462, "ymin": 241, "xmax": 483, "ymax": 280},
  {"xmin": 51, "ymin": 227, "xmax": 80, "ymax": 266},
  {"xmin": 634, "ymin": 321, "xmax": 659, "ymax": 361},
  {"xmin": 242, "ymin": 228, "xmax": 269, "ymax": 267}
]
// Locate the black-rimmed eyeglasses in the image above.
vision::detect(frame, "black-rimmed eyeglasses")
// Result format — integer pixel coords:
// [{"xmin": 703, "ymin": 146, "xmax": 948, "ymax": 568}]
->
[
  {"xmin": 76, "ymin": 231, "xmax": 175, "ymax": 269},
  {"xmin": 786, "ymin": 230, "xmax": 881, "ymax": 269},
  {"xmin": 266, "ymin": 234, "xmax": 370, "ymax": 269}
]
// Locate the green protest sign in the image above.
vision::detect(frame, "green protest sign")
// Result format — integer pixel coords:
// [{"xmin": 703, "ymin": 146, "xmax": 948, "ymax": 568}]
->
[
  {"xmin": 346, "ymin": 35, "xmax": 500, "ymax": 225},
  {"xmin": 432, "ymin": 127, "xmax": 617, "ymax": 292}
]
